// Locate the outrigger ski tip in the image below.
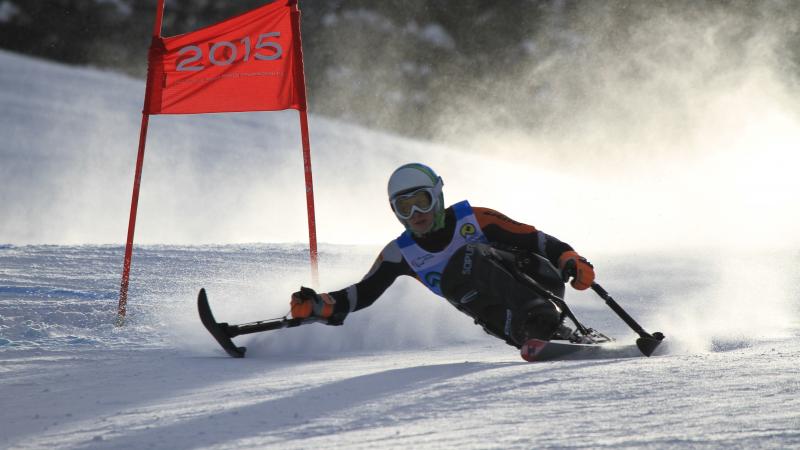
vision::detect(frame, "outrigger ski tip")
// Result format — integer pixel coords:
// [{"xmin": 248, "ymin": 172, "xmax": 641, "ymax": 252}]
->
[
  {"xmin": 636, "ymin": 331, "xmax": 666, "ymax": 356},
  {"xmin": 197, "ymin": 288, "xmax": 246, "ymax": 358},
  {"xmin": 198, "ymin": 288, "xmax": 318, "ymax": 358}
]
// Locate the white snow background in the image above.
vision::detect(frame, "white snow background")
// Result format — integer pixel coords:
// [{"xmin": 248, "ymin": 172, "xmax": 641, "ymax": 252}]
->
[{"xmin": 1, "ymin": 45, "xmax": 799, "ymax": 449}]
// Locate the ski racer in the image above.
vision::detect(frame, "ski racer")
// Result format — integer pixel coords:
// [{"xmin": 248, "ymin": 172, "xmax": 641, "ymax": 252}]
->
[{"xmin": 289, "ymin": 163, "xmax": 596, "ymax": 348}]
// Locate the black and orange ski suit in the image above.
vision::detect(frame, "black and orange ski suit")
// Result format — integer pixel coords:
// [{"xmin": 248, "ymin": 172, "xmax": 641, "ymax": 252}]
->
[{"xmin": 324, "ymin": 204, "xmax": 576, "ymax": 345}]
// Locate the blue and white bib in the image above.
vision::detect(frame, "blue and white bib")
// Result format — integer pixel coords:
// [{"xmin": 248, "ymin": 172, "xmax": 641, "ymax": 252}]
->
[{"xmin": 397, "ymin": 200, "xmax": 487, "ymax": 296}]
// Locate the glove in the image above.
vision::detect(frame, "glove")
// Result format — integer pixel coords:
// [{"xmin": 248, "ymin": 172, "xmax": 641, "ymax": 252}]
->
[
  {"xmin": 558, "ymin": 251, "xmax": 595, "ymax": 290},
  {"xmin": 290, "ymin": 286, "xmax": 336, "ymax": 320}
]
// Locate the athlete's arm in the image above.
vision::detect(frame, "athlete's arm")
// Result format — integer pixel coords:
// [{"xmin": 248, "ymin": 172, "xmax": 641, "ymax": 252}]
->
[
  {"xmin": 473, "ymin": 207, "xmax": 573, "ymax": 268},
  {"xmin": 326, "ymin": 241, "xmax": 415, "ymax": 314}
]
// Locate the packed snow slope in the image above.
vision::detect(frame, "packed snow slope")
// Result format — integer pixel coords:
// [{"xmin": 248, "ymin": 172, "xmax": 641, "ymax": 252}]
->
[
  {"xmin": 1, "ymin": 244, "xmax": 799, "ymax": 449},
  {"xmin": 1, "ymin": 51, "xmax": 799, "ymax": 449}
]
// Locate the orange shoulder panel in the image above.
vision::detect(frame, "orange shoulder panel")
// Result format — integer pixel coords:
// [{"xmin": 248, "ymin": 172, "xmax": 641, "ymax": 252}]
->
[{"xmin": 473, "ymin": 207, "xmax": 537, "ymax": 234}]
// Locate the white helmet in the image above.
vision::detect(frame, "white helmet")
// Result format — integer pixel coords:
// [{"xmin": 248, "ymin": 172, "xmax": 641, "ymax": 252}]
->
[{"xmin": 387, "ymin": 163, "xmax": 445, "ymax": 233}]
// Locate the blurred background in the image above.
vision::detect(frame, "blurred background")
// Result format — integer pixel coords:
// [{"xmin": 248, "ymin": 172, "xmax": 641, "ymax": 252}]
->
[
  {"xmin": 2, "ymin": 0, "xmax": 799, "ymax": 252},
  {"xmin": 2, "ymin": 0, "xmax": 799, "ymax": 140}
]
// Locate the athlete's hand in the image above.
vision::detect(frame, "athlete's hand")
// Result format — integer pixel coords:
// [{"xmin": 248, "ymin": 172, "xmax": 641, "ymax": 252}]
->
[
  {"xmin": 290, "ymin": 287, "xmax": 335, "ymax": 320},
  {"xmin": 558, "ymin": 251, "xmax": 595, "ymax": 290}
]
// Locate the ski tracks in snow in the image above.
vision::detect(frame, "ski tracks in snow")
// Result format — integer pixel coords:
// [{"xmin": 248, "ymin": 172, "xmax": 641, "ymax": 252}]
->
[{"xmin": 2, "ymin": 339, "xmax": 799, "ymax": 449}]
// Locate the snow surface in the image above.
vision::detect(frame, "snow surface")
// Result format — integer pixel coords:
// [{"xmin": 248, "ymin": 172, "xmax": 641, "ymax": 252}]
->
[
  {"xmin": 1, "ymin": 50, "xmax": 799, "ymax": 449},
  {"xmin": 1, "ymin": 244, "xmax": 799, "ymax": 449}
]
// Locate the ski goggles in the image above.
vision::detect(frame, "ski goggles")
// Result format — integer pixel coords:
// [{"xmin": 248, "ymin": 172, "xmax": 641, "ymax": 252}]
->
[{"xmin": 391, "ymin": 187, "xmax": 438, "ymax": 220}]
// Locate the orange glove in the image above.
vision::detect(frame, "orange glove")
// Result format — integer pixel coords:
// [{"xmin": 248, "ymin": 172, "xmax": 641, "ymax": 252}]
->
[
  {"xmin": 290, "ymin": 287, "xmax": 335, "ymax": 319},
  {"xmin": 558, "ymin": 251, "xmax": 595, "ymax": 290}
]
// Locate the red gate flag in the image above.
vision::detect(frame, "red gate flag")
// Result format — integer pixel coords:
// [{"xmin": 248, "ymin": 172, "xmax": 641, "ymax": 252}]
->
[
  {"xmin": 145, "ymin": 0, "xmax": 306, "ymax": 114},
  {"xmin": 119, "ymin": 0, "xmax": 319, "ymax": 324}
]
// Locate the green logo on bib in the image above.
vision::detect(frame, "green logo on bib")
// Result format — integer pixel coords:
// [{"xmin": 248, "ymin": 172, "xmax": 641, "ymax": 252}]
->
[
  {"xmin": 460, "ymin": 223, "xmax": 476, "ymax": 238},
  {"xmin": 425, "ymin": 271, "xmax": 442, "ymax": 288}
]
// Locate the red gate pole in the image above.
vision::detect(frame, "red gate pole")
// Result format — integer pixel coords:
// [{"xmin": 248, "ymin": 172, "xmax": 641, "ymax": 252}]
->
[
  {"xmin": 292, "ymin": 1, "xmax": 319, "ymax": 288},
  {"xmin": 299, "ymin": 109, "xmax": 319, "ymax": 288},
  {"xmin": 117, "ymin": 0, "xmax": 166, "ymax": 325},
  {"xmin": 117, "ymin": 114, "xmax": 150, "ymax": 325}
]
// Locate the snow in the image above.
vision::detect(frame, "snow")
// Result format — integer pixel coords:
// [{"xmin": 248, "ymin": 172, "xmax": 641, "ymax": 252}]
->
[
  {"xmin": 2, "ymin": 243, "xmax": 798, "ymax": 449},
  {"xmin": 1, "ymin": 49, "xmax": 799, "ymax": 448}
]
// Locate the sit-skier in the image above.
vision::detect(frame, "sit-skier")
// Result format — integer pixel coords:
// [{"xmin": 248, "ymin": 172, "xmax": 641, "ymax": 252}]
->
[{"xmin": 289, "ymin": 163, "xmax": 596, "ymax": 349}]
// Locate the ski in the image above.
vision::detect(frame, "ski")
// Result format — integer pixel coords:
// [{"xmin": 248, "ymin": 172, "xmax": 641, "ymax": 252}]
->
[
  {"xmin": 197, "ymin": 288, "xmax": 318, "ymax": 358},
  {"xmin": 521, "ymin": 338, "xmax": 645, "ymax": 362},
  {"xmin": 197, "ymin": 288, "xmax": 247, "ymax": 358}
]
